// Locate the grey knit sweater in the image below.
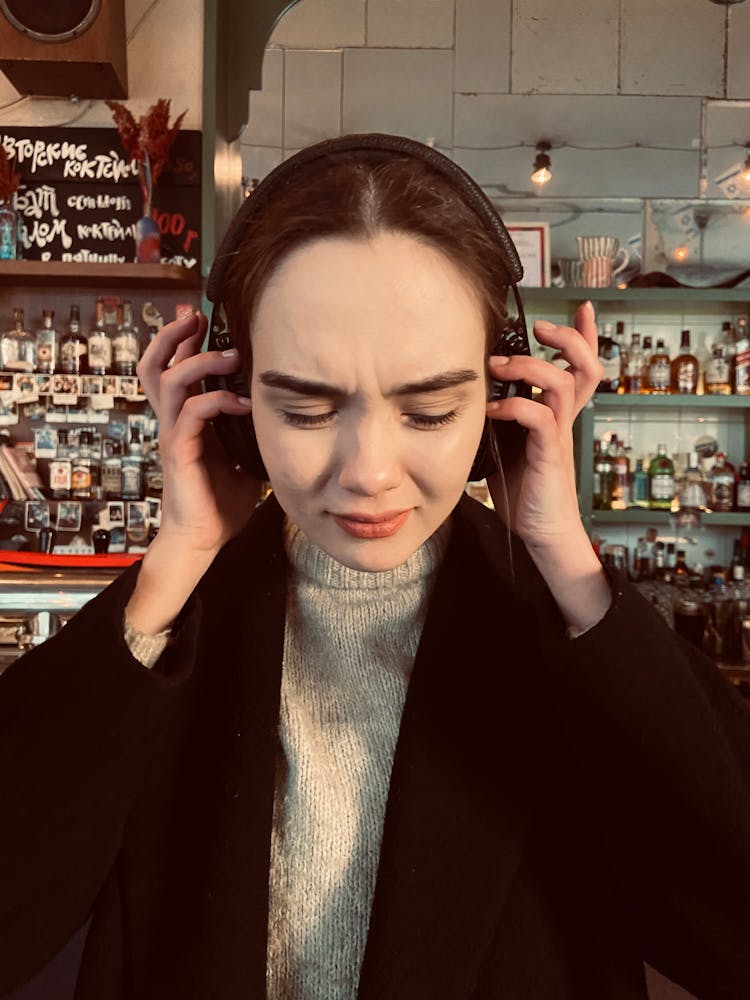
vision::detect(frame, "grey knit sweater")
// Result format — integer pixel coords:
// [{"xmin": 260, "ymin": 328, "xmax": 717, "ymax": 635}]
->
[{"xmin": 124, "ymin": 516, "xmax": 451, "ymax": 997}]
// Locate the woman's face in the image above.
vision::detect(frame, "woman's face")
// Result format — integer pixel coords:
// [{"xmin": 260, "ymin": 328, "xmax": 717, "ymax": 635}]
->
[{"xmin": 250, "ymin": 231, "xmax": 488, "ymax": 571}]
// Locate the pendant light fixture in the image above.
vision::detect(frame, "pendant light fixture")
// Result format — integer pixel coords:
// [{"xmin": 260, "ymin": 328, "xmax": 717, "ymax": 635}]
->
[{"xmin": 531, "ymin": 141, "xmax": 552, "ymax": 187}]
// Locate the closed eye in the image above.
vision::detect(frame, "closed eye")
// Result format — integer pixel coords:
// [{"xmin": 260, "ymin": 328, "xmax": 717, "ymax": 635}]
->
[{"xmin": 280, "ymin": 409, "xmax": 459, "ymax": 429}]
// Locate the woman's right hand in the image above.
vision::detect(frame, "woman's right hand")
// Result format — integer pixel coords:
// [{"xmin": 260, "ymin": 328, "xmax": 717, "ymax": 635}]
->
[
  {"xmin": 136, "ymin": 310, "xmax": 263, "ymax": 557},
  {"xmin": 125, "ymin": 311, "xmax": 263, "ymax": 636}
]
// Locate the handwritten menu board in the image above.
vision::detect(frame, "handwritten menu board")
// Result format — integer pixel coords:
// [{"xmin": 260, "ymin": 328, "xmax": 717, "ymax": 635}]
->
[{"xmin": 0, "ymin": 127, "xmax": 201, "ymax": 270}]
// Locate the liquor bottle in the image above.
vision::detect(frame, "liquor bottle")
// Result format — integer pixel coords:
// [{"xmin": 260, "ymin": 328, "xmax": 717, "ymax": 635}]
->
[
  {"xmin": 669, "ymin": 329, "xmax": 698, "ymax": 394},
  {"xmin": 646, "ymin": 338, "xmax": 671, "ymax": 394},
  {"xmin": 0, "ymin": 307, "xmax": 34, "ymax": 371},
  {"xmin": 596, "ymin": 323, "xmax": 621, "ymax": 393},
  {"xmin": 640, "ymin": 335, "xmax": 653, "ymax": 394},
  {"xmin": 102, "ymin": 440, "xmax": 123, "ymax": 499},
  {"xmin": 88, "ymin": 297, "xmax": 113, "ymax": 376},
  {"xmin": 707, "ymin": 452, "xmax": 736, "ymax": 511},
  {"xmin": 34, "ymin": 309, "xmax": 58, "ymax": 374},
  {"xmin": 144, "ymin": 436, "xmax": 163, "ymax": 497},
  {"xmin": 48, "ymin": 428, "xmax": 71, "ymax": 500},
  {"xmin": 614, "ymin": 321, "xmax": 627, "ymax": 392},
  {"xmin": 121, "ymin": 426, "xmax": 144, "ymax": 500},
  {"xmin": 678, "ymin": 451, "xmax": 709, "ymax": 511},
  {"xmin": 652, "ymin": 541, "xmax": 666, "ymax": 579},
  {"xmin": 623, "ymin": 333, "xmax": 644, "ymax": 394},
  {"xmin": 611, "ymin": 438, "xmax": 630, "ymax": 509},
  {"xmin": 648, "ymin": 444, "xmax": 675, "ymax": 510},
  {"xmin": 630, "ymin": 458, "xmax": 649, "ymax": 508},
  {"xmin": 112, "ymin": 299, "xmax": 140, "ymax": 377},
  {"xmin": 59, "ymin": 304, "xmax": 88, "ymax": 375},
  {"xmin": 721, "ymin": 320, "xmax": 739, "ymax": 390},
  {"xmin": 594, "ymin": 438, "xmax": 615, "ymax": 509},
  {"xmin": 71, "ymin": 430, "xmax": 93, "ymax": 500},
  {"xmin": 592, "ymin": 439, "xmax": 603, "ymax": 510},
  {"xmin": 737, "ymin": 460, "xmax": 750, "ymax": 512},
  {"xmin": 704, "ymin": 343, "xmax": 732, "ymax": 395},
  {"xmin": 734, "ymin": 315, "xmax": 750, "ymax": 396},
  {"xmin": 731, "ymin": 539, "xmax": 745, "ymax": 584},
  {"xmin": 669, "ymin": 330, "xmax": 698, "ymax": 395}
]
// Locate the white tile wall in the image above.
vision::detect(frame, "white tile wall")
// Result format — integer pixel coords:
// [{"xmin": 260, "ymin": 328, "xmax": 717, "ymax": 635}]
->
[
  {"xmin": 269, "ymin": 0, "xmax": 366, "ymax": 48},
  {"xmin": 284, "ymin": 50, "xmax": 342, "ymax": 148},
  {"xmin": 367, "ymin": 0, "xmax": 455, "ymax": 48},
  {"xmin": 512, "ymin": 0, "xmax": 619, "ymax": 96},
  {"xmin": 727, "ymin": 4, "xmax": 750, "ymax": 100},
  {"xmin": 246, "ymin": 48, "xmax": 284, "ymax": 147},
  {"xmin": 455, "ymin": 0, "xmax": 511, "ymax": 94},
  {"xmin": 342, "ymin": 48, "xmax": 454, "ymax": 145},
  {"xmin": 620, "ymin": 0, "xmax": 725, "ymax": 97}
]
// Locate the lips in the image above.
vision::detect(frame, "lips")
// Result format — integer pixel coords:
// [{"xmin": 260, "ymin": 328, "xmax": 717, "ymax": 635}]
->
[{"xmin": 332, "ymin": 509, "xmax": 412, "ymax": 539}]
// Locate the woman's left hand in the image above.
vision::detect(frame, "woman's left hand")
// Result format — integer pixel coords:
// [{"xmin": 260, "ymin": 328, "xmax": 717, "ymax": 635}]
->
[{"xmin": 485, "ymin": 301, "xmax": 601, "ymax": 554}]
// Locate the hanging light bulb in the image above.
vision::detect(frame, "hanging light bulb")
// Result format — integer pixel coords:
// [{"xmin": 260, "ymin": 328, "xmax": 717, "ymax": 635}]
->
[
  {"xmin": 741, "ymin": 145, "xmax": 750, "ymax": 185},
  {"xmin": 531, "ymin": 142, "xmax": 552, "ymax": 188}
]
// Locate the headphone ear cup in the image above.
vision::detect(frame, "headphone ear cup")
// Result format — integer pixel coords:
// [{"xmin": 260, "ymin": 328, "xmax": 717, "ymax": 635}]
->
[{"xmin": 211, "ymin": 408, "xmax": 269, "ymax": 480}]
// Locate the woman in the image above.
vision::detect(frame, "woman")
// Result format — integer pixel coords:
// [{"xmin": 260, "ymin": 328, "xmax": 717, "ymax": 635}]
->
[{"xmin": 1, "ymin": 135, "xmax": 748, "ymax": 1000}]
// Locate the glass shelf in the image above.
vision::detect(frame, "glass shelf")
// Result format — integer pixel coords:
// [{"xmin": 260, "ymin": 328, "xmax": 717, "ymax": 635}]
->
[
  {"xmin": 591, "ymin": 509, "xmax": 750, "ymax": 527},
  {"xmin": 590, "ymin": 393, "xmax": 750, "ymax": 410}
]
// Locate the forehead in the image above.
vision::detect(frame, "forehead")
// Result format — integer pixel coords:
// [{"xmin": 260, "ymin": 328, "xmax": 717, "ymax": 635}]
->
[{"xmin": 250, "ymin": 232, "xmax": 486, "ymax": 373}]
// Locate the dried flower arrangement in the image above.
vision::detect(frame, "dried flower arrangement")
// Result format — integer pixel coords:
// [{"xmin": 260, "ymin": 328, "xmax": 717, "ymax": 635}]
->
[
  {"xmin": 106, "ymin": 98, "xmax": 187, "ymax": 216},
  {"xmin": 0, "ymin": 147, "xmax": 21, "ymax": 205}
]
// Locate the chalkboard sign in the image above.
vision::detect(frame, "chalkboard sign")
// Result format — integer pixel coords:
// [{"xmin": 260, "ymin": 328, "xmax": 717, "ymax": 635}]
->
[{"xmin": 0, "ymin": 127, "xmax": 201, "ymax": 270}]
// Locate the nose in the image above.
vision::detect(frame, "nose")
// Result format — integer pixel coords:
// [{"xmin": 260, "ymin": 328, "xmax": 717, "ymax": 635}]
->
[{"xmin": 335, "ymin": 413, "xmax": 403, "ymax": 496}]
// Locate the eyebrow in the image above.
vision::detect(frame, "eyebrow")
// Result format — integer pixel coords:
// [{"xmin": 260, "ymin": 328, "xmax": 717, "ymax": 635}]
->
[{"xmin": 257, "ymin": 369, "xmax": 480, "ymax": 399}]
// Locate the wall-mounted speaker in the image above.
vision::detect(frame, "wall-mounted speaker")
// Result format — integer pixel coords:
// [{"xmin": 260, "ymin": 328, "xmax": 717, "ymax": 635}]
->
[{"xmin": 0, "ymin": 0, "xmax": 127, "ymax": 99}]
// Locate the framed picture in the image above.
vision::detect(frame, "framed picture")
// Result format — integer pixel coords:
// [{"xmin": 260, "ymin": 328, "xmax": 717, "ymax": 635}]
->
[
  {"xmin": 506, "ymin": 222, "xmax": 551, "ymax": 288},
  {"xmin": 56, "ymin": 501, "xmax": 82, "ymax": 532},
  {"xmin": 24, "ymin": 500, "xmax": 50, "ymax": 531}
]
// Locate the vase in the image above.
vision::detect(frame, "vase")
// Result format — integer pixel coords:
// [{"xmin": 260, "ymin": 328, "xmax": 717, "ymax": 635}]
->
[
  {"xmin": 135, "ymin": 214, "xmax": 161, "ymax": 264},
  {"xmin": 0, "ymin": 202, "xmax": 18, "ymax": 260}
]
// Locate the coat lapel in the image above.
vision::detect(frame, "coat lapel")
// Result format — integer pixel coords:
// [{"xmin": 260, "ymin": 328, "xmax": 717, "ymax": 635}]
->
[{"xmin": 358, "ymin": 498, "xmax": 554, "ymax": 998}]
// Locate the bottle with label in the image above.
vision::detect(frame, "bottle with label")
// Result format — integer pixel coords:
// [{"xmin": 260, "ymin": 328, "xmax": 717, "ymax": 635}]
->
[
  {"xmin": 611, "ymin": 438, "xmax": 630, "ymax": 509},
  {"xmin": 647, "ymin": 339, "xmax": 671, "ymax": 394},
  {"xmin": 707, "ymin": 452, "xmax": 736, "ymax": 511},
  {"xmin": 596, "ymin": 323, "xmax": 621, "ymax": 393},
  {"xmin": 594, "ymin": 438, "xmax": 615, "ymax": 509},
  {"xmin": 48, "ymin": 428, "xmax": 72, "ymax": 500},
  {"xmin": 674, "ymin": 549, "xmax": 690, "ymax": 580},
  {"xmin": 737, "ymin": 460, "xmax": 750, "ymax": 511},
  {"xmin": 35, "ymin": 309, "xmax": 58, "ymax": 374},
  {"xmin": 144, "ymin": 437, "xmax": 163, "ymax": 497},
  {"xmin": 102, "ymin": 440, "xmax": 123, "ymax": 499},
  {"xmin": 0, "ymin": 307, "xmax": 34, "ymax": 372},
  {"xmin": 592, "ymin": 439, "xmax": 602, "ymax": 509},
  {"xmin": 88, "ymin": 297, "xmax": 113, "ymax": 376},
  {"xmin": 639, "ymin": 335, "xmax": 653, "ymax": 393},
  {"xmin": 721, "ymin": 320, "xmax": 739, "ymax": 390},
  {"xmin": 121, "ymin": 427, "xmax": 143, "ymax": 500},
  {"xmin": 630, "ymin": 458, "xmax": 649, "ymax": 508},
  {"xmin": 669, "ymin": 329, "xmax": 698, "ymax": 394},
  {"xmin": 112, "ymin": 299, "xmax": 140, "ymax": 377},
  {"xmin": 623, "ymin": 333, "xmax": 644, "ymax": 394},
  {"xmin": 614, "ymin": 321, "xmax": 627, "ymax": 392},
  {"xmin": 59, "ymin": 304, "xmax": 89, "ymax": 375},
  {"xmin": 71, "ymin": 430, "xmax": 93, "ymax": 500},
  {"xmin": 678, "ymin": 451, "xmax": 709, "ymax": 511},
  {"xmin": 704, "ymin": 344, "xmax": 732, "ymax": 395},
  {"xmin": 648, "ymin": 444, "xmax": 675, "ymax": 510},
  {"xmin": 733, "ymin": 315, "xmax": 750, "ymax": 396}
]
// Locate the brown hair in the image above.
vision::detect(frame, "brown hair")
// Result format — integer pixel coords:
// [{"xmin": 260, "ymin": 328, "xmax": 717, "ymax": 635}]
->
[{"xmin": 223, "ymin": 155, "xmax": 510, "ymax": 381}]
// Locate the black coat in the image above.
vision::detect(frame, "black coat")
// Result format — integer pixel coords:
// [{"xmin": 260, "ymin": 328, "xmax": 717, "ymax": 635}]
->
[{"xmin": 1, "ymin": 493, "xmax": 749, "ymax": 999}]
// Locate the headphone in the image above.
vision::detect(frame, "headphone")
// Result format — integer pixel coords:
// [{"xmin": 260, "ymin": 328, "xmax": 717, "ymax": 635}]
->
[{"xmin": 204, "ymin": 132, "xmax": 531, "ymax": 483}]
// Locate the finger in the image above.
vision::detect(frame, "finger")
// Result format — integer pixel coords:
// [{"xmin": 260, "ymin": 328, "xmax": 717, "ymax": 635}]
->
[
  {"xmin": 489, "ymin": 354, "xmax": 578, "ymax": 426},
  {"xmin": 159, "ymin": 350, "xmax": 249, "ymax": 430},
  {"xmin": 573, "ymin": 300, "xmax": 598, "ymax": 354},
  {"xmin": 167, "ymin": 390, "xmax": 253, "ymax": 461},
  {"xmin": 172, "ymin": 311, "xmax": 209, "ymax": 365},
  {"xmin": 136, "ymin": 311, "xmax": 204, "ymax": 400},
  {"xmin": 486, "ymin": 395, "xmax": 577, "ymax": 487},
  {"xmin": 533, "ymin": 318, "xmax": 599, "ymax": 372}
]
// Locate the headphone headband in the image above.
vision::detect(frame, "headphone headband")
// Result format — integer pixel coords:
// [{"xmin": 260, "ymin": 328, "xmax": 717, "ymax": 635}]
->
[{"xmin": 206, "ymin": 132, "xmax": 524, "ymax": 303}]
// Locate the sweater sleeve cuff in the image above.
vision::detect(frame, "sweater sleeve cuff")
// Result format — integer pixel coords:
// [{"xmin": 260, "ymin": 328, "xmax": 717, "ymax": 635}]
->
[{"xmin": 123, "ymin": 617, "xmax": 172, "ymax": 669}]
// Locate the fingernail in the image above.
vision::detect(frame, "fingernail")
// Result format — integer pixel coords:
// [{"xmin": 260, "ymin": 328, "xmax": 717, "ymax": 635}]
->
[
  {"xmin": 237, "ymin": 396, "xmax": 252, "ymax": 407},
  {"xmin": 584, "ymin": 300, "xmax": 595, "ymax": 316},
  {"xmin": 221, "ymin": 348, "xmax": 238, "ymax": 358},
  {"xmin": 492, "ymin": 354, "xmax": 511, "ymax": 365}
]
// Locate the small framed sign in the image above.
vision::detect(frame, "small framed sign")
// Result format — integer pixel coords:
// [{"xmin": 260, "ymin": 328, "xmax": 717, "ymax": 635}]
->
[{"xmin": 506, "ymin": 222, "xmax": 551, "ymax": 288}]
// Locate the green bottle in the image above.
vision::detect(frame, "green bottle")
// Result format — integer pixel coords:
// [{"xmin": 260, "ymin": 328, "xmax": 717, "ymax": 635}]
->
[{"xmin": 649, "ymin": 444, "xmax": 675, "ymax": 510}]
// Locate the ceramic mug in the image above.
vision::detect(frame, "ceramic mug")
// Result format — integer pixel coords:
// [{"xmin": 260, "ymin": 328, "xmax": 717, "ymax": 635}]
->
[
  {"xmin": 553, "ymin": 257, "xmax": 583, "ymax": 287},
  {"xmin": 576, "ymin": 235, "xmax": 630, "ymax": 286}
]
